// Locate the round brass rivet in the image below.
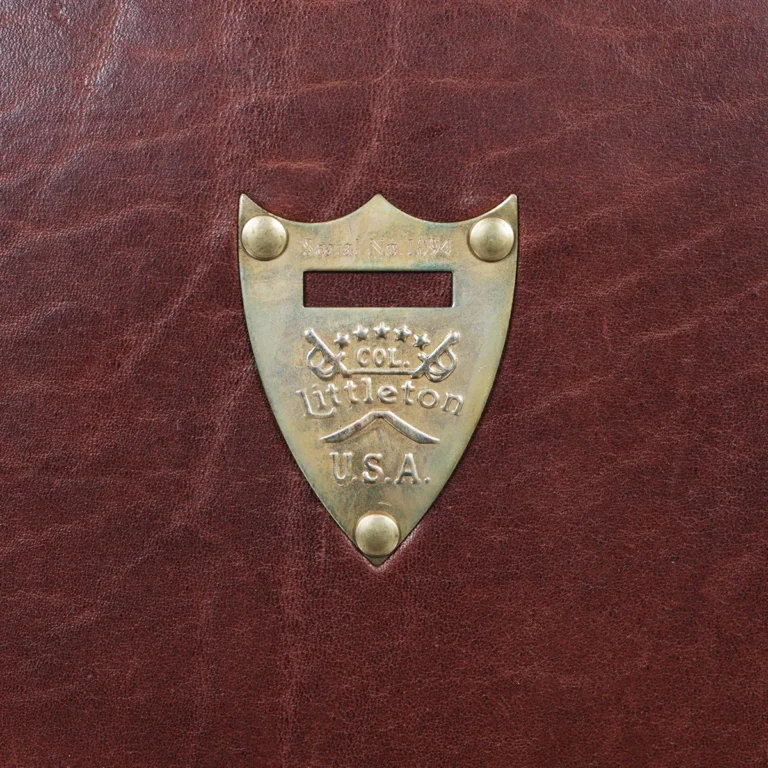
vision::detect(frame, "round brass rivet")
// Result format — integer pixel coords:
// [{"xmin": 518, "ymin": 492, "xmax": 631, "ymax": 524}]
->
[
  {"xmin": 468, "ymin": 216, "xmax": 515, "ymax": 262},
  {"xmin": 241, "ymin": 214, "xmax": 288, "ymax": 260},
  {"xmin": 355, "ymin": 512, "xmax": 400, "ymax": 557}
]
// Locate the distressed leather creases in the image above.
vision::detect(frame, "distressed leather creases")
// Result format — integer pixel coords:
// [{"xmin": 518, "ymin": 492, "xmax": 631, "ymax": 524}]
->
[{"xmin": 1, "ymin": 1, "xmax": 767, "ymax": 765}]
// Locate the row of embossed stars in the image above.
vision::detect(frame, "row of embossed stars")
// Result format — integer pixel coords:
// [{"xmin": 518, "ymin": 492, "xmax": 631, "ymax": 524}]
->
[{"xmin": 334, "ymin": 323, "xmax": 430, "ymax": 349}]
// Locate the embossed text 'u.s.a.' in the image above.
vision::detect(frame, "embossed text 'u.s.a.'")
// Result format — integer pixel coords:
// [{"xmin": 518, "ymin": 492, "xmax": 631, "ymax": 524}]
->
[{"xmin": 238, "ymin": 194, "xmax": 518, "ymax": 564}]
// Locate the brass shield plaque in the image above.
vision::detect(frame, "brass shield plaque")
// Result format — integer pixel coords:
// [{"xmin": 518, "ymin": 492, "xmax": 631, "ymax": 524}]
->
[{"xmin": 239, "ymin": 194, "xmax": 517, "ymax": 564}]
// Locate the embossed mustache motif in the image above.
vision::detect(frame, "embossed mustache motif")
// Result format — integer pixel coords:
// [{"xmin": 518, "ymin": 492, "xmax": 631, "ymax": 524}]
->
[{"xmin": 320, "ymin": 410, "xmax": 439, "ymax": 445}]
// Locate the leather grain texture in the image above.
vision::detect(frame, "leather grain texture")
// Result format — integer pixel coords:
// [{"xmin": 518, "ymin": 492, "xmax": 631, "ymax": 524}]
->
[{"xmin": 2, "ymin": 1, "xmax": 768, "ymax": 765}]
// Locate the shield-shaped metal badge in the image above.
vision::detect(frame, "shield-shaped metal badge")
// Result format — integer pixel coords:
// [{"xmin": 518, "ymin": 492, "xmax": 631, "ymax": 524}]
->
[{"xmin": 239, "ymin": 194, "xmax": 517, "ymax": 564}]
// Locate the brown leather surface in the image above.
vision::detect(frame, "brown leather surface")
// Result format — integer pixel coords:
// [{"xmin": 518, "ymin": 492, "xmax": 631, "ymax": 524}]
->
[
  {"xmin": 303, "ymin": 270, "xmax": 454, "ymax": 307},
  {"xmin": 2, "ymin": 1, "xmax": 768, "ymax": 765}
]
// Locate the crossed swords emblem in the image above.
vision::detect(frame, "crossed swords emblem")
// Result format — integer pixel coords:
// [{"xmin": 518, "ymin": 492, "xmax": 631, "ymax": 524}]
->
[{"xmin": 304, "ymin": 329, "xmax": 460, "ymax": 383}]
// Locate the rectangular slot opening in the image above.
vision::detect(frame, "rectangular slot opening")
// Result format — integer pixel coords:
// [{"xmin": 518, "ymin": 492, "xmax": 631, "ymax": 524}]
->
[{"xmin": 303, "ymin": 271, "xmax": 452, "ymax": 308}]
